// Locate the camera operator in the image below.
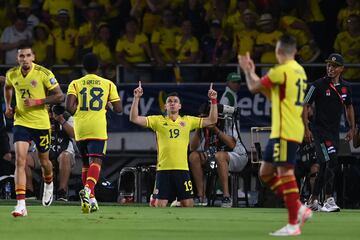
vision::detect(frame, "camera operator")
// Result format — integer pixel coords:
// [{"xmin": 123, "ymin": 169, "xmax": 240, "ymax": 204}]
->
[
  {"xmin": 25, "ymin": 104, "xmax": 76, "ymax": 201},
  {"xmin": 189, "ymin": 103, "xmax": 248, "ymax": 207}
]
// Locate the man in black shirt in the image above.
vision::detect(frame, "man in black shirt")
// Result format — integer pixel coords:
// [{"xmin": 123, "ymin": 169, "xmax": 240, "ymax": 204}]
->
[{"xmin": 303, "ymin": 53, "xmax": 355, "ymax": 212}]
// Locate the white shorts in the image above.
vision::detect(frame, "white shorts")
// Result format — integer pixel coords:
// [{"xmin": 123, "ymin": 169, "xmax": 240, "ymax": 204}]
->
[{"xmin": 228, "ymin": 144, "xmax": 248, "ymax": 172}]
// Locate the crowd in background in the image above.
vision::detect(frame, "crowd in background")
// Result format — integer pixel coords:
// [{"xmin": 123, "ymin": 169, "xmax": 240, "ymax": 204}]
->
[{"xmin": 0, "ymin": 0, "xmax": 359, "ymax": 83}]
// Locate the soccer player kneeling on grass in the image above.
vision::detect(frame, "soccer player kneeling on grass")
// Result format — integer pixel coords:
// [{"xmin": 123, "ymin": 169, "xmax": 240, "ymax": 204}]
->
[
  {"xmin": 66, "ymin": 53, "xmax": 122, "ymax": 213},
  {"xmin": 238, "ymin": 35, "xmax": 312, "ymax": 236}
]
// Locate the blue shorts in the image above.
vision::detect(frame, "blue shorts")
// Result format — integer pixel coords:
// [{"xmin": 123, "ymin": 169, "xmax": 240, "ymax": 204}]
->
[
  {"xmin": 77, "ymin": 140, "xmax": 107, "ymax": 161},
  {"xmin": 13, "ymin": 125, "xmax": 50, "ymax": 153},
  {"xmin": 263, "ymin": 138, "xmax": 299, "ymax": 166},
  {"xmin": 155, "ymin": 170, "xmax": 193, "ymax": 201}
]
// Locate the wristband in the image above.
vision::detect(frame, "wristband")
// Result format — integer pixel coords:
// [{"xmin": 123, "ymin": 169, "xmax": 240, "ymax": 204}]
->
[
  {"xmin": 211, "ymin": 99, "xmax": 217, "ymax": 104},
  {"xmin": 34, "ymin": 99, "xmax": 44, "ymax": 106}
]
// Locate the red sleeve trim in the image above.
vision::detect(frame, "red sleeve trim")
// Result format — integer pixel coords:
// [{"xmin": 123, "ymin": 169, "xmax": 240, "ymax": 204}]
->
[{"xmin": 260, "ymin": 75, "xmax": 272, "ymax": 88}]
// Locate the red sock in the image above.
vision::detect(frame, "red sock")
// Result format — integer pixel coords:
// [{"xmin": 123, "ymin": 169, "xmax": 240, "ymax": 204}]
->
[
  {"xmin": 43, "ymin": 174, "xmax": 53, "ymax": 184},
  {"xmin": 281, "ymin": 176, "xmax": 301, "ymax": 225},
  {"xmin": 81, "ymin": 166, "xmax": 89, "ymax": 186},
  {"xmin": 85, "ymin": 163, "xmax": 101, "ymax": 195},
  {"xmin": 16, "ymin": 185, "xmax": 26, "ymax": 200},
  {"xmin": 261, "ymin": 174, "xmax": 284, "ymax": 198}
]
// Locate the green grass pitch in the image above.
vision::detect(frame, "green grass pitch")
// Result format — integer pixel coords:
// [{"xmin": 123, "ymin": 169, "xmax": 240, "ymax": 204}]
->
[{"xmin": 0, "ymin": 201, "xmax": 359, "ymax": 240}]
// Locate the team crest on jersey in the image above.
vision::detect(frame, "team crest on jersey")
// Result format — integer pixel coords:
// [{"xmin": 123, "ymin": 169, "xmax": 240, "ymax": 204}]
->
[
  {"xmin": 326, "ymin": 89, "xmax": 330, "ymax": 96},
  {"xmin": 50, "ymin": 78, "xmax": 57, "ymax": 85},
  {"xmin": 30, "ymin": 79, "xmax": 37, "ymax": 87},
  {"xmin": 179, "ymin": 121, "xmax": 186, "ymax": 127}
]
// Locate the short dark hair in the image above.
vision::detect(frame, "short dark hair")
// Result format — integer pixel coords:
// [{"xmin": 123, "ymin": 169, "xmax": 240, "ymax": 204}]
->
[
  {"xmin": 166, "ymin": 92, "xmax": 180, "ymax": 101},
  {"xmin": 278, "ymin": 34, "xmax": 297, "ymax": 55},
  {"xmin": 82, "ymin": 53, "xmax": 99, "ymax": 72},
  {"xmin": 17, "ymin": 43, "xmax": 33, "ymax": 51}
]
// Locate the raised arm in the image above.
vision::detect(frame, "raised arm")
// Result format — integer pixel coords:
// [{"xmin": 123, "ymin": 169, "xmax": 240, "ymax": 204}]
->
[
  {"xmin": 202, "ymin": 83, "xmax": 218, "ymax": 127},
  {"xmin": 129, "ymin": 81, "xmax": 147, "ymax": 127},
  {"xmin": 238, "ymin": 53, "xmax": 269, "ymax": 96}
]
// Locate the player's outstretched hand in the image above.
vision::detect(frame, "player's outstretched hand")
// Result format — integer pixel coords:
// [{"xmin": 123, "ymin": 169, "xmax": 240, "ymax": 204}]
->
[
  {"xmin": 208, "ymin": 82, "xmax": 217, "ymax": 100},
  {"xmin": 134, "ymin": 81, "xmax": 143, "ymax": 98},
  {"xmin": 238, "ymin": 52, "xmax": 255, "ymax": 73}
]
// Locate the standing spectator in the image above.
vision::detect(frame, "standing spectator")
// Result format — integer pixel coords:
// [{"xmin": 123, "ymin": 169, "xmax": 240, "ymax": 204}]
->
[
  {"xmin": 66, "ymin": 53, "xmax": 122, "ymax": 213},
  {"xmin": 337, "ymin": 0, "xmax": 360, "ymax": 31},
  {"xmin": 116, "ymin": 17, "xmax": 154, "ymax": 83},
  {"xmin": 233, "ymin": 9, "xmax": 258, "ymax": 57},
  {"xmin": 92, "ymin": 23, "xmax": 116, "ymax": 80},
  {"xmin": 254, "ymin": 14, "xmax": 283, "ymax": 64},
  {"xmin": 0, "ymin": 14, "xmax": 32, "ymax": 65},
  {"xmin": 175, "ymin": 19, "xmax": 199, "ymax": 82},
  {"xmin": 303, "ymin": 53, "xmax": 355, "ymax": 212},
  {"xmin": 334, "ymin": 14, "xmax": 360, "ymax": 82},
  {"xmin": 4, "ymin": 45, "xmax": 64, "ymax": 217},
  {"xmin": 77, "ymin": 2, "xmax": 105, "ymax": 57},
  {"xmin": 51, "ymin": 9, "xmax": 78, "ymax": 83},
  {"xmin": 42, "ymin": 0, "xmax": 77, "ymax": 27},
  {"xmin": 130, "ymin": 83, "xmax": 218, "ymax": 207},
  {"xmin": 17, "ymin": 3, "xmax": 40, "ymax": 30},
  {"xmin": 182, "ymin": 0, "xmax": 207, "ymax": 40},
  {"xmin": 239, "ymin": 35, "xmax": 312, "ymax": 236},
  {"xmin": 32, "ymin": 23, "xmax": 54, "ymax": 67}
]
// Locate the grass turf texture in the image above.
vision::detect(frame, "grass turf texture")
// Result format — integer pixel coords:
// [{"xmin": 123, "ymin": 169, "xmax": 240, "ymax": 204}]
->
[{"xmin": 0, "ymin": 201, "xmax": 359, "ymax": 240}]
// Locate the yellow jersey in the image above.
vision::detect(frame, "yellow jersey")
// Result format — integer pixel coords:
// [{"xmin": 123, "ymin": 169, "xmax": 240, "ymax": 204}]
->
[
  {"xmin": 146, "ymin": 115, "xmax": 202, "ymax": 171},
  {"xmin": 33, "ymin": 37, "xmax": 54, "ymax": 63},
  {"xmin": 5, "ymin": 63, "xmax": 59, "ymax": 129},
  {"xmin": 151, "ymin": 26, "xmax": 180, "ymax": 62},
  {"xmin": 256, "ymin": 30, "xmax": 283, "ymax": 63},
  {"xmin": 260, "ymin": 60, "xmax": 307, "ymax": 142},
  {"xmin": 175, "ymin": 35, "xmax": 199, "ymax": 61},
  {"xmin": 115, "ymin": 33, "xmax": 148, "ymax": 63},
  {"xmin": 92, "ymin": 41, "xmax": 113, "ymax": 64},
  {"xmin": 67, "ymin": 74, "xmax": 120, "ymax": 141}
]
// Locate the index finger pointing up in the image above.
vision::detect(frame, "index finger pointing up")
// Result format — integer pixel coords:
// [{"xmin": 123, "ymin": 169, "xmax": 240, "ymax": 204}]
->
[
  {"xmin": 139, "ymin": 81, "xmax": 142, "ymax": 88},
  {"xmin": 210, "ymin": 82, "xmax": 213, "ymax": 90}
]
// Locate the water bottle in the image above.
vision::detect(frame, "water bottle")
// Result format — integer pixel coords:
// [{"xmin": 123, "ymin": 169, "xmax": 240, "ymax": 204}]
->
[{"xmin": 5, "ymin": 181, "xmax": 11, "ymax": 199}]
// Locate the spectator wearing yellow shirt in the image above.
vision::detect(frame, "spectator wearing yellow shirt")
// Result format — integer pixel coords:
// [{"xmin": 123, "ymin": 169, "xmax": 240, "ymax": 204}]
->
[
  {"xmin": 279, "ymin": 14, "xmax": 320, "ymax": 63},
  {"xmin": 32, "ymin": 23, "xmax": 54, "ymax": 67},
  {"xmin": 116, "ymin": 17, "xmax": 153, "ymax": 83},
  {"xmin": 233, "ymin": 9, "xmax": 258, "ymax": 57},
  {"xmin": 42, "ymin": 0, "xmax": 78, "ymax": 27},
  {"xmin": 151, "ymin": 9, "xmax": 180, "ymax": 82},
  {"xmin": 51, "ymin": 9, "xmax": 78, "ymax": 83},
  {"xmin": 78, "ymin": 3, "xmax": 105, "ymax": 58},
  {"xmin": 337, "ymin": 0, "xmax": 360, "ymax": 31},
  {"xmin": 92, "ymin": 23, "xmax": 116, "ymax": 81},
  {"xmin": 175, "ymin": 19, "xmax": 199, "ymax": 82},
  {"xmin": 334, "ymin": 14, "xmax": 360, "ymax": 81},
  {"xmin": 254, "ymin": 14, "xmax": 283, "ymax": 64}
]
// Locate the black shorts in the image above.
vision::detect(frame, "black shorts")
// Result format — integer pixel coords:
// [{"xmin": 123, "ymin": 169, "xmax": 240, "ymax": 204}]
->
[
  {"xmin": 313, "ymin": 133, "xmax": 338, "ymax": 163},
  {"xmin": 155, "ymin": 170, "xmax": 194, "ymax": 201},
  {"xmin": 0, "ymin": 129, "xmax": 10, "ymax": 157},
  {"xmin": 13, "ymin": 125, "xmax": 50, "ymax": 153},
  {"xmin": 263, "ymin": 138, "xmax": 299, "ymax": 166},
  {"xmin": 77, "ymin": 140, "xmax": 107, "ymax": 161}
]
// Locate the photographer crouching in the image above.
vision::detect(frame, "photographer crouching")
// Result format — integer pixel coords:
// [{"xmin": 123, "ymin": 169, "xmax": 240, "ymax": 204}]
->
[
  {"xmin": 189, "ymin": 103, "xmax": 248, "ymax": 207},
  {"xmin": 25, "ymin": 104, "xmax": 76, "ymax": 201}
]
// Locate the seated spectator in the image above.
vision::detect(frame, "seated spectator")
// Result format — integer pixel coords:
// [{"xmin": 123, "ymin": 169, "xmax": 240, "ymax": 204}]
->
[
  {"xmin": 32, "ymin": 23, "xmax": 54, "ymax": 67},
  {"xmin": 189, "ymin": 103, "xmax": 248, "ymax": 207},
  {"xmin": 334, "ymin": 14, "xmax": 360, "ymax": 82},
  {"xmin": 181, "ymin": 0, "xmax": 207, "ymax": 40},
  {"xmin": 0, "ymin": 14, "xmax": 32, "ymax": 65},
  {"xmin": 116, "ymin": 17, "xmax": 153, "ymax": 83},
  {"xmin": 25, "ymin": 106, "xmax": 76, "ymax": 201},
  {"xmin": 337, "ymin": 0, "xmax": 360, "ymax": 31}
]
